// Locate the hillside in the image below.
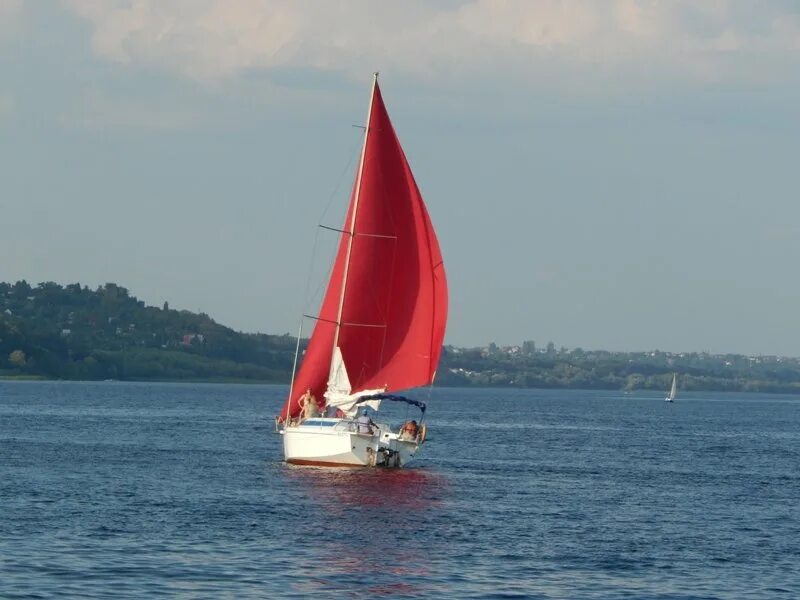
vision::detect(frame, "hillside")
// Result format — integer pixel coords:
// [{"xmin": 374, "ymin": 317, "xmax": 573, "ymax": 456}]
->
[{"xmin": 0, "ymin": 281, "xmax": 296, "ymax": 382}]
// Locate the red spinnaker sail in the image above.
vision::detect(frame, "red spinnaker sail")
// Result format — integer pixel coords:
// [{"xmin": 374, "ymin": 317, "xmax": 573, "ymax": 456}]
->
[{"xmin": 279, "ymin": 80, "xmax": 447, "ymax": 421}]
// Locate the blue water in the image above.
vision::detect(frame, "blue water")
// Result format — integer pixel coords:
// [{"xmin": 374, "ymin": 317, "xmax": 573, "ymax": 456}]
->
[{"xmin": 2, "ymin": 382, "xmax": 799, "ymax": 599}]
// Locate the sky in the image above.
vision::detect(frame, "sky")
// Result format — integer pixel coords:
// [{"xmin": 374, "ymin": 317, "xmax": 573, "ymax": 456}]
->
[{"xmin": 1, "ymin": 1, "xmax": 800, "ymax": 355}]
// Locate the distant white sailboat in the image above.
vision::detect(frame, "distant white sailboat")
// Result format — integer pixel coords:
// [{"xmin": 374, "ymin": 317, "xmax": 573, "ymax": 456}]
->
[{"xmin": 665, "ymin": 373, "xmax": 677, "ymax": 402}]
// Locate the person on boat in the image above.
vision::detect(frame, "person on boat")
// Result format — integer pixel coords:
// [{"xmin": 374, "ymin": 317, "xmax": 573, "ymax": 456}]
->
[
  {"xmin": 323, "ymin": 404, "xmax": 344, "ymax": 418},
  {"xmin": 298, "ymin": 388, "xmax": 319, "ymax": 421},
  {"xmin": 399, "ymin": 420, "xmax": 418, "ymax": 441},
  {"xmin": 356, "ymin": 408, "xmax": 376, "ymax": 435}
]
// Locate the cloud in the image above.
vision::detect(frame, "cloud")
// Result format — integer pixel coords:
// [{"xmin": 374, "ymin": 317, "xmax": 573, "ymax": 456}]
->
[{"xmin": 61, "ymin": 0, "xmax": 800, "ymax": 86}]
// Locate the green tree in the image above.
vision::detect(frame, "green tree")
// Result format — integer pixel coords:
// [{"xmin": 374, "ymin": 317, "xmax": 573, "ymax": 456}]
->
[{"xmin": 9, "ymin": 349, "xmax": 26, "ymax": 367}]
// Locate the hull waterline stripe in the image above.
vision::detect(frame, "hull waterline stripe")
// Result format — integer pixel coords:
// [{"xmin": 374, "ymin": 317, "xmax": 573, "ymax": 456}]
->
[{"xmin": 286, "ymin": 459, "xmax": 369, "ymax": 468}]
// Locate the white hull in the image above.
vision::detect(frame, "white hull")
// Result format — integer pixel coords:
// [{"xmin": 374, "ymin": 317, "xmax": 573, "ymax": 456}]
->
[
  {"xmin": 281, "ymin": 418, "xmax": 420, "ymax": 468},
  {"xmin": 664, "ymin": 397, "xmax": 674, "ymax": 402}
]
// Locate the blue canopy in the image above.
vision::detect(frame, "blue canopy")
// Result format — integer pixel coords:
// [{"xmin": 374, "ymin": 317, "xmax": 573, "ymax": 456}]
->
[{"xmin": 354, "ymin": 393, "xmax": 426, "ymax": 414}]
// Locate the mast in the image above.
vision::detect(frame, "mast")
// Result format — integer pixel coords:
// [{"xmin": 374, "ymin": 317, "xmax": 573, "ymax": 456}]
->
[
  {"xmin": 285, "ymin": 318, "xmax": 304, "ymax": 423},
  {"xmin": 332, "ymin": 72, "xmax": 379, "ymax": 353}
]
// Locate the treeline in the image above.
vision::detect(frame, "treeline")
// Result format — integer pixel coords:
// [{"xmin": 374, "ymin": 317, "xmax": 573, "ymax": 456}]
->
[
  {"xmin": 0, "ymin": 280, "xmax": 296, "ymax": 382},
  {"xmin": 436, "ymin": 343, "xmax": 800, "ymax": 394},
  {"xmin": 4, "ymin": 280, "xmax": 800, "ymax": 392}
]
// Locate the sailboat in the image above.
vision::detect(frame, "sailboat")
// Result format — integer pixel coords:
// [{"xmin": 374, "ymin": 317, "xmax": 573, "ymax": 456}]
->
[
  {"xmin": 275, "ymin": 73, "xmax": 448, "ymax": 468},
  {"xmin": 665, "ymin": 373, "xmax": 677, "ymax": 402}
]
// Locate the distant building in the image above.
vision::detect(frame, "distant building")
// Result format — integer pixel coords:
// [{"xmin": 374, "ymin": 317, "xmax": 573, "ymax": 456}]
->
[{"xmin": 181, "ymin": 334, "xmax": 205, "ymax": 346}]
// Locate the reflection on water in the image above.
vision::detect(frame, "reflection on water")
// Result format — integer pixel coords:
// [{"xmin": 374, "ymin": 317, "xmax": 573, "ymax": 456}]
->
[
  {"xmin": 285, "ymin": 465, "xmax": 447, "ymax": 511},
  {"xmin": 280, "ymin": 467, "xmax": 448, "ymax": 597}
]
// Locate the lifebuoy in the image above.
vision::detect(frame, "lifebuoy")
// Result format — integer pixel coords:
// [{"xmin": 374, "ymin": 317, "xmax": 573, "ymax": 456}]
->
[{"xmin": 417, "ymin": 423, "xmax": 427, "ymax": 444}]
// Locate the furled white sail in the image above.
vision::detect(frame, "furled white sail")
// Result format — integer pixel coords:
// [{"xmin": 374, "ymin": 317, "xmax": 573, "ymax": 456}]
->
[{"xmin": 323, "ymin": 347, "xmax": 383, "ymax": 415}]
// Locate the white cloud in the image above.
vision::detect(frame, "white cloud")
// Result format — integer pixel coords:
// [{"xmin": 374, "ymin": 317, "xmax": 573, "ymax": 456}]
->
[
  {"xmin": 458, "ymin": 0, "xmax": 599, "ymax": 48},
  {"xmin": 61, "ymin": 0, "xmax": 800, "ymax": 85},
  {"xmin": 63, "ymin": 0, "xmax": 304, "ymax": 79}
]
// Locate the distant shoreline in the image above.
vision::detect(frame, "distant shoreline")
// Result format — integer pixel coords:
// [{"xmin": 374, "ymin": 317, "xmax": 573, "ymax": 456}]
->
[
  {"xmin": 3, "ymin": 374, "xmax": 800, "ymax": 396},
  {"xmin": 5, "ymin": 280, "xmax": 800, "ymax": 395}
]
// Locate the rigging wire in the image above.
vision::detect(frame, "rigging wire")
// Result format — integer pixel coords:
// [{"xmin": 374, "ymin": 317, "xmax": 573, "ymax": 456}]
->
[
  {"xmin": 285, "ymin": 129, "xmax": 365, "ymax": 415},
  {"xmin": 302, "ymin": 132, "xmax": 364, "ymax": 318}
]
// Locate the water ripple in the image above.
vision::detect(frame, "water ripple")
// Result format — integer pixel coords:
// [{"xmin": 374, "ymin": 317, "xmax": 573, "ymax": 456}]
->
[{"xmin": 2, "ymin": 382, "xmax": 800, "ymax": 598}]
